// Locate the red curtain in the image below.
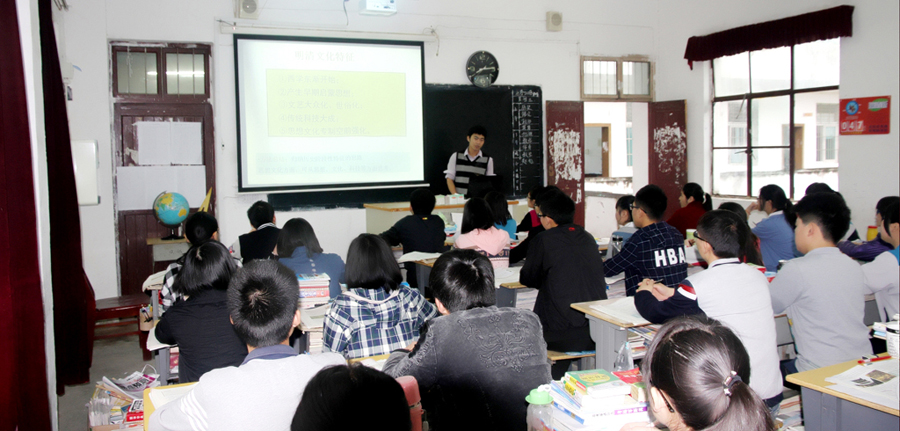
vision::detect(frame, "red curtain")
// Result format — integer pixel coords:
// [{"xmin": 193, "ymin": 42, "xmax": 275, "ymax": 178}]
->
[
  {"xmin": 38, "ymin": 0, "xmax": 94, "ymax": 393},
  {"xmin": 684, "ymin": 5, "xmax": 854, "ymax": 68},
  {"xmin": 0, "ymin": 0, "xmax": 53, "ymax": 429}
]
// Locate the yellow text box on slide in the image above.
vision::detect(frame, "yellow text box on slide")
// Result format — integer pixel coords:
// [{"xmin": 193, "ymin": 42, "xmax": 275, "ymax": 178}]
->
[{"xmin": 266, "ymin": 70, "xmax": 406, "ymax": 137}]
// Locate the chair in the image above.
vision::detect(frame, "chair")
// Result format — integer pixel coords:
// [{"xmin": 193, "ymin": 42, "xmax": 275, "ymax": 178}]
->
[
  {"xmin": 396, "ymin": 376, "xmax": 424, "ymax": 431},
  {"xmin": 87, "ymin": 275, "xmax": 152, "ymax": 361}
]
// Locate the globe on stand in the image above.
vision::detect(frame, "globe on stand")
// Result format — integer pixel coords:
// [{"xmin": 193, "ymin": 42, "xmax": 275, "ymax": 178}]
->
[{"xmin": 153, "ymin": 192, "xmax": 190, "ymax": 240}]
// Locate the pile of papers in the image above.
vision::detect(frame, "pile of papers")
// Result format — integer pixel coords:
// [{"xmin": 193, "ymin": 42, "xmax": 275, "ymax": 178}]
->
[
  {"xmin": 298, "ymin": 273, "xmax": 331, "ymax": 309},
  {"xmin": 824, "ymin": 359, "xmax": 899, "ymax": 410},
  {"xmin": 549, "ymin": 368, "xmax": 650, "ymax": 430}
]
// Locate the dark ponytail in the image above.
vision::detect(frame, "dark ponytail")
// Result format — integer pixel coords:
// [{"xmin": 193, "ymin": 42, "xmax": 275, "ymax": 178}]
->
[
  {"xmin": 684, "ymin": 182, "xmax": 713, "ymax": 211},
  {"xmin": 642, "ymin": 316, "xmax": 775, "ymax": 431}
]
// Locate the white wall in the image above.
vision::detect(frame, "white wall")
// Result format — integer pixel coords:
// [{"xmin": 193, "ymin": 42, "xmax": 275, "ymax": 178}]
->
[{"xmin": 654, "ymin": 0, "xmax": 899, "ymax": 229}]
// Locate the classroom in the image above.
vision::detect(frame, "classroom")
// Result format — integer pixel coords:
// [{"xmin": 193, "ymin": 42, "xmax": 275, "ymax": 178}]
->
[{"xmin": 3, "ymin": 0, "xmax": 898, "ymax": 429}]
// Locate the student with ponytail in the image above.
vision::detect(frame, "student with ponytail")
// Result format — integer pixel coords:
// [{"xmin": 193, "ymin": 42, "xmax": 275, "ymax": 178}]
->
[
  {"xmin": 667, "ymin": 182, "xmax": 712, "ymax": 237},
  {"xmin": 746, "ymin": 184, "xmax": 795, "ymax": 271},
  {"xmin": 619, "ymin": 316, "xmax": 776, "ymax": 431}
]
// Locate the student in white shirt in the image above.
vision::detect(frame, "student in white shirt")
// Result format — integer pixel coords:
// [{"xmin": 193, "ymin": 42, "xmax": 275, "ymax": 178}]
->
[{"xmin": 861, "ymin": 200, "xmax": 900, "ymax": 322}]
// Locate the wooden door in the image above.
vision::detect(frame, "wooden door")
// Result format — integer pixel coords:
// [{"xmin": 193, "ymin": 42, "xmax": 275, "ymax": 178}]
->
[
  {"xmin": 114, "ymin": 103, "xmax": 215, "ymax": 295},
  {"xmin": 546, "ymin": 101, "xmax": 586, "ymax": 226},
  {"xmin": 648, "ymin": 100, "xmax": 687, "ymax": 220}
]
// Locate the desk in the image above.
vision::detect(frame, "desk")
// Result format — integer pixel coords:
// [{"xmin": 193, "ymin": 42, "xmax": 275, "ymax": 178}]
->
[
  {"xmin": 571, "ymin": 298, "xmax": 651, "ymax": 371},
  {"xmin": 145, "ymin": 237, "xmax": 190, "ymax": 267},
  {"xmin": 365, "ymin": 200, "xmax": 523, "ymax": 234},
  {"xmin": 787, "ymin": 359, "xmax": 899, "ymax": 431},
  {"xmin": 142, "ymin": 382, "xmax": 197, "ymax": 431}
]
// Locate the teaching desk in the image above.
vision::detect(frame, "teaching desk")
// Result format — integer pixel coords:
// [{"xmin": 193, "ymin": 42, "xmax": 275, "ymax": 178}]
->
[
  {"xmin": 786, "ymin": 358, "xmax": 899, "ymax": 431},
  {"xmin": 364, "ymin": 200, "xmax": 522, "ymax": 235}
]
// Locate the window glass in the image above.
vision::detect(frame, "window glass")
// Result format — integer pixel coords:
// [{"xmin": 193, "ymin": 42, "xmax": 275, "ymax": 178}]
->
[
  {"xmin": 712, "ymin": 149, "xmax": 747, "ymax": 196},
  {"xmin": 713, "ymin": 52, "xmax": 749, "ymax": 97},
  {"xmin": 166, "ymin": 53, "xmax": 206, "ymax": 95},
  {"xmin": 794, "ymin": 39, "xmax": 840, "ymax": 89},
  {"xmin": 750, "ymin": 148, "xmax": 791, "ymax": 196},
  {"xmin": 583, "ymin": 60, "xmax": 617, "ymax": 96},
  {"xmin": 622, "ymin": 61, "xmax": 650, "ymax": 96},
  {"xmin": 116, "ymin": 51, "xmax": 158, "ymax": 94},
  {"xmin": 750, "ymin": 46, "xmax": 791, "ymax": 92},
  {"xmin": 750, "ymin": 96, "xmax": 790, "ymax": 147}
]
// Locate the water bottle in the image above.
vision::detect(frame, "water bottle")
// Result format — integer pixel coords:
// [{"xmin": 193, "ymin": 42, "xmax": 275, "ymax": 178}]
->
[
  {"xmin": 525, "ymin": 388, "xmax": 553, "ymax": 431},
  {"xmin": 608, "ymin": 235, "xmax": 624, "ymax": 258}
]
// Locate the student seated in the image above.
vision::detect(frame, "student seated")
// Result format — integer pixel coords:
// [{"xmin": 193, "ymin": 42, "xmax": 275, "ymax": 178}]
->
[
  {"xmin": 154, "ymin": 241, "xmax": 247, "ymax": 383},
  {"xmin": 517, "ymin": 185, "xmax": 544, "ymax": 233},
  {"xmin": 276, "ymin": 218, "xmax": 345, "ymax": 298},
  {"xmin": 607, "ymin": 195, "xmax": 638, "ymax": 258},
  {"xmin": 620, "ymin": 316, "xmax": 776, "ymax": 431},
  {"xmin": 717, "ymin": 202, "xmax": 764, "ymax": 266},
  {"xmin": 746, "ymin": 184, "xmax": 796, "ymax": 271},
  {"xmin": 229, "ymin": 200, "xmax": 280, "ymax": 263},
  {"xmin": 160, "ymin": 212, "xmax": 220, "ymax": 312},
  {"xmin": 838, "ymin": 196, "xmax": 899, "ymax": 262},
  {"xmin": 804, "ymin": 183, "xmax": 860, "ymax": 241},
  {"xmin": 633, "ymin": 210, "xmax": 783, "ymax": 412},
  {"xmin": 666, "ymin": 182, "xmax": 712, "ymax": 237},
  {"xmin": 291, "ymin": 364, "xmax": 410, "ymax": 431},
  {"xmin": 510, "ymin": 186, "xmax": 552, "ymax": 264},
  {"xmin": 380, "ymin": 188, "xmax": 447, "ymax": 288},
  {"xmin": 769, "ymin": 192, "xmax": 872, "ymax": 373},
  {"xmin": 322, "ymin": 234, "xmax": 437, "ymax": 359},
  {"xmin": 454, "ymin": 197, "xmax": 510, "ymax": 269},
  {"xmin": 149, "ymin": 260, "xmax": 345, "ymax": 431},
  {"xmin": 485, "ymin": 190, "xmax": 516, "ymax": 240},
  {"xmin": 605, "ymin": 185, "xmax": 688, "ymax": 297},
  {"xmin": 861, "ymin": 200, "xmax": 899, "ymax": 322},
  {"xmin": 383, "ymin": 249, "xmax": 551, "ymax": 431},
  {"xmin": 520, "ymin": 189, "xmax": 606, "ymax": 379}
]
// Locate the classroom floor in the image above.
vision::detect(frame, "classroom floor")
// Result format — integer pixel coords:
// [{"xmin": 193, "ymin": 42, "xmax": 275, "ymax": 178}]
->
[{"xmin": 57, "ymin": 334, "xmax": 152, "ymax": 431}]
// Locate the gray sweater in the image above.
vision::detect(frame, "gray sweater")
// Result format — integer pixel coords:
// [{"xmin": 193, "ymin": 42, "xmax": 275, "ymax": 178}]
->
[{"xmin": 769, "ymin": 247, "xmax": 872, "ymax": 372}]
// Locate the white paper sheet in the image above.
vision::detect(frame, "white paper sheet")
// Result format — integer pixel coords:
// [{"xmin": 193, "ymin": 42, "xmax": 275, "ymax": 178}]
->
[
  {"xmin": 397, "ymin": 252, "xmax": 443, "ymax": 263},
  {"xmin": 825, "ymin": 359, "xmax": 899, "ymax": 409},
  {"xmin": 590, "ymin": 297, "xmax": 650, "ymax": 326},
  {"xmin": 148, "ymin": 383, "xmax": 196, "ymax": 409},
  {"xmin": 146, "ymin": 326, "xmax": 173, "ymax": 351},
  {"xmin": 136, "ymin": 121, "xmax": 203, "ymax": 166},
  {"xmin": 494, "ymin": 266, "xmax": 522, "ymax": 288},
  {"xmin": 116, "ymin": 166, "xmax": 207, "ymax": 211}
]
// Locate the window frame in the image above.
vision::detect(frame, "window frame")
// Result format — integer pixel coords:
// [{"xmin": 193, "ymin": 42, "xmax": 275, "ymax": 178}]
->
[
  {"xmin": 580, "ymin": 55, "xmax": 654, "ymax": 102},
  {"xmin": 710, "ymin": 44, "xmax": 839, "ymax": 199},
  {"xmin": 110, "ymin": 43, "xmax": 211, "ymax": 103}
]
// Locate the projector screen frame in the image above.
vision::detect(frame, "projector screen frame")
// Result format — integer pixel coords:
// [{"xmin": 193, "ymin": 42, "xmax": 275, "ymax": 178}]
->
[{"xmin": 233, "ymin": 33, "xmax": 427, "ymax": 194}]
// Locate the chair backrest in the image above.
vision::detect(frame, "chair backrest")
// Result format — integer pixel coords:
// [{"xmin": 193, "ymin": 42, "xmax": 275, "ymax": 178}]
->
[{"xmin": 395, "ymin": 375, "xmax": 423, "ymax": 431}]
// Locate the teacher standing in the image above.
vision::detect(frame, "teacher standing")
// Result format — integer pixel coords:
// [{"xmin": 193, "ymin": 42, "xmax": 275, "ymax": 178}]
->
[{"xmin": 445, "ymin": 125, "xmax": 495, "ymax": 196}]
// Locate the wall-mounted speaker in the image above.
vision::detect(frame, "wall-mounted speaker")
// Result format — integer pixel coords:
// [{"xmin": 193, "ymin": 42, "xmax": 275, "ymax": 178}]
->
[
  {"xmin": 546, "ymin": 11, "xmax": 562, "ymax": 32},
  {"xmin": 235, "ymin": 0, "xmax": 260, "ymax": 19}
]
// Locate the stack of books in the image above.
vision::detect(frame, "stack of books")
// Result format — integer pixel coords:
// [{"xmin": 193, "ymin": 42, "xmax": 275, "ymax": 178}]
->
[
  {"xmin": 627, "ymin": 324, "xmax": 659, "ymax": 359},
  {"xmin": 549, "ymin": 369, "xmax": 650, "ymax": 431},
  {"xmin": 297, "ymin": 273, "xmax": 331, "ymax": 309}
]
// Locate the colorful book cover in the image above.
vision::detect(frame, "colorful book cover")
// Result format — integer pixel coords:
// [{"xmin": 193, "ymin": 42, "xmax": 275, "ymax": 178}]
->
[
  {"xmin": 564, "ymin": 369, "xmax": 631, "ymax": 397},
  {"xmin": 612, "ymin": 368, "xmax": 643, "ymax": 384}
]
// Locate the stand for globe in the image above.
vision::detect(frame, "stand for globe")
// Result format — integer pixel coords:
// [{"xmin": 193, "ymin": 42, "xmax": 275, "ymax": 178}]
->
[{"xmin": 162, "ymin": 224, "xmax": 182, "ymax": 241}]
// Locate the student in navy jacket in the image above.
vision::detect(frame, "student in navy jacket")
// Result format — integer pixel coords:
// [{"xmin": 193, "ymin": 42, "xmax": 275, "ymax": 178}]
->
[{"xmin": 380, "ymin": 188, "xmax": 447, "ymax": 288}]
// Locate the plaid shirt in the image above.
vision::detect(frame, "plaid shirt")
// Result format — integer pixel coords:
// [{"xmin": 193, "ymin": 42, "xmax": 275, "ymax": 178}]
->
[
  {"xmin": 322, "ymin": 286, "xmax": 437, "ymax": 359},
  {"xmin": 605, "ymin": 221, "xmax": 688, "ymax": 296},
  {"xmin": 158, "ymin": 262, "xmax": 183, "ymax": 314}
]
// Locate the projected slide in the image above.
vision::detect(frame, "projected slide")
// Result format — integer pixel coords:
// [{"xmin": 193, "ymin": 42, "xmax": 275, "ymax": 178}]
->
[{"xmin": 235, "ymin": 36, "xmax": 425, "ymax": 192}]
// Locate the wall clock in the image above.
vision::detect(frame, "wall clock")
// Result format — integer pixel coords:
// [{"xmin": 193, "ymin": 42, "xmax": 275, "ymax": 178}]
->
[{"xmin": 466, "ymin": 51, "xmax": 499, "ymax": 88}]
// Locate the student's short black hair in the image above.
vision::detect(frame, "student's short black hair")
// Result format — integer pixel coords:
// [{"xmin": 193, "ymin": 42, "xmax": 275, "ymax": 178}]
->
[
  {"xmin": 184, "ymin": 212, "xmax": 218, "ymax": 245},
  {"xmin": 876, "ymin": 196, "xmax": 900, "ymax": 217},
  {"xmin": 344, "ymin": 234, "xmax": 403, "ymax": 292},
  {"xmin": 882, "ymin": 201, "xmax": 899, "ymax": 237},
  {"xmin": 277, "ymin": 218, "xmax": 324, "ymax": 259},
  {"xmin": 528, "ymin": 185, "xmax": 546, "ymax": 201},
  {"xmin": 634, "ymin": 185, "xmax": 668, "ymax": 221},
  {"xmin": 460, "ymin": 198, "xmax": 495, "ymax": 234},
  {"xmin": 805, "ymin": 182, "xmax": 834, "ymax": 195},
  {"xmin": 227, "ymin": 260, "xmax": 299, "ymax": 348},
  {"xmin": 717, "ymin": 202, "xmax": 749, "ymax": 224},
  {"xmin": 291, "ymin": 364, "xmax": 411, "ymax": 431},
  {"xmin": 409, "ymin": 188, "xmax": 436, "ymax": 216},
  {"xmin": 430, "ymin": 249, "xmax": 496, "ymax": 312},
  {"xmin": 172, "ymin": 241, "xmax": 237, "ymax": 297},
  {"xmin": 467, "ymin": 125, "xmax": 487, "ymax": 138},
  {"xmin": 247, "ymin": 201, "xmax": 275, "ymax": 229},
  {"xmin": 535, "ymin": 188, "xmax": 574, "ymax": 225},
  {"xmin": 793, "ymin": 192, "xmax": 851, "ymax": 243},
  {"xmin": 696, "ymin": 210, "xmax": 748, "ymax": 260},
  {"xmin": 484, "ymin": 191, "xmax": 512, "ymax": 226}
]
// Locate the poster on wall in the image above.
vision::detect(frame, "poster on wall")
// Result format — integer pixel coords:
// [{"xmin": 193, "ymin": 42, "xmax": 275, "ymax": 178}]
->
[{"xmin": 839, "ymin": 96, "xmax": 891, "ymax": 135}]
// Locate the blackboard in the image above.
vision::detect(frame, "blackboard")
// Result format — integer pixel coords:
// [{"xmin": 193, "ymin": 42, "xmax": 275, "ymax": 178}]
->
[{"xmin": 270, "ymin": 84, "xmax": 543, "ymax": 210}]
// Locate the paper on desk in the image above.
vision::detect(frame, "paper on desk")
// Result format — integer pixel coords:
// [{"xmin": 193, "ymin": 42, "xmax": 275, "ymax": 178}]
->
[
  {"xmin": 589, "ymin": 297, "xmax": 650, "ymax": 326},
  {"xmin": 146, "ymin": 326, "xmax": 173, "ymax": 351},
  {"xmin": 604, "ymin": 273, "xmax": 626, "ymax": 285},
  {"xmin": 356, "ymin": 358, "xmax": 387, "ymax": 371},
  {"xmin": 142, "ymin": 270, "xmax": 167, "ymax": 291},
  {"xmin": 148, "ymin": 383, "xmax": 197, "ymax": 410},
  {"xmin": 825, "ymin": 359, "xmax": 899, "ymax": 409},
  {"xmin": 397, "ymin": 252, "xmax": 442, "ymax": 263},
  {"xmin": 300, "ymin": 303, "xmax": 330, "ymax": 331},
  {"xmin": 494, "ymin": 266, "xmax": 522, "ymax": 288}
]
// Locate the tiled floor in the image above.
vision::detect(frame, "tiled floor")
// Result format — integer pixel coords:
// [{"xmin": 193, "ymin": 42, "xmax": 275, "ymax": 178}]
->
[{"xmin": 57, "ymin": 335, "xmax": 152, "ymax": 431}]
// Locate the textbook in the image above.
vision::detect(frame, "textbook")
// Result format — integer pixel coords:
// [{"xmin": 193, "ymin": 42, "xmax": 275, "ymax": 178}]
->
[
  {"xmin": 550, "ymin": 380, "xmax": 641, "ymax": 412},
  {"xmin": 564, "ymin": 369, "xmax": 631, "ymax": 398},
  {"xmin": 549, "ymin": 391, "xmax": 648, "ymax": 426}
]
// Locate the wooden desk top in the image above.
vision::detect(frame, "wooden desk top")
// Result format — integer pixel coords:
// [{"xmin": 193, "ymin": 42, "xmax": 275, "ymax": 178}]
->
[
  {"xmin": 365, "ymin": 200, "xmax": 519, "ymax": 212},
  {"xmin": 786, "ymin": 357, "xmax": 899, "ymax": 416},
  {"xmin": 571, "ymin": 298, "xmax": 651, "ymax": 329},
  {"xmin": 348, "ymin": 353, "xmax": 391, "ymax": 364},
  {"xmin": 146, "ymin": 237, "xmax": 189, "ymax": 246}
]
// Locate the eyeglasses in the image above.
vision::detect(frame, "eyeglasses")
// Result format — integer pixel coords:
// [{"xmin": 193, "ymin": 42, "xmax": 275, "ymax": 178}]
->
[
  {"xmin": 629, "ymin": 204, "xmax": 642, "ymax": 213},
  {"xmin": 693, "ymin": 232, "xmax": 715, "ymax": 250},
  {"xmin": 650, "ymin": 377, "xmax": 676, "ymax": 414},
  {"xmin": 536, "ymin": 212, "xmax": 546, "ymax": 218}
]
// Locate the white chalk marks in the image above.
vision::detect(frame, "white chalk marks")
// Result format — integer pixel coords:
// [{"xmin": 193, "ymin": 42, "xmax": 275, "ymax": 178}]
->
[
  {"xmin": 652, "ymin": 123, "xmax": 686, "ymax": 175},
  {"xmin": 548, "ymin": 127, "xmax": 584, "ymax": 203}
]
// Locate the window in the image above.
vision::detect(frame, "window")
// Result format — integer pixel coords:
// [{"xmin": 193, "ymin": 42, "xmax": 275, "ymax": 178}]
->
[
  {"xmin": 711, "ymin": 38, "xmax": 839, "ymax": 198},
  {"xmin": 112, "ymin": 43, "xmax": 211, "ymax": 101},
  {"xmin": 581, "ymin": 56, "xmax": 653, "ymax": 101},
  {"xmin": 625, "ymin": 126, "xmax": 633, "ymax": 167}
]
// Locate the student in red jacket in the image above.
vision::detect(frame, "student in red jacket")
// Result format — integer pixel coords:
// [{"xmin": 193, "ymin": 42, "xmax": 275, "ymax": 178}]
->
[{"xmin": 667, "ymin": 182, "xmax": 712, "ymax": 237}]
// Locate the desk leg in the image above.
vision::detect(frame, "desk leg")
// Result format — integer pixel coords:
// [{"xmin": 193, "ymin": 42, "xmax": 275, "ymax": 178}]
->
[
  {"xmin": 156, "ymin": 348, "xmax": 170, "ymax": 383},
  {"xmin": 587, "ymin": 315, "xmax": 627, "ymax": 371},
  {"xmin": 800, "ymin": 386, "xmax": 899, "ymax": 431},
  {"xmin": 496, "ymin": 286, "xmax": 517, "ymax": 308},
  {"xmin": 416, "ymin": 265, "xmax": 431, "ymax": 297}
]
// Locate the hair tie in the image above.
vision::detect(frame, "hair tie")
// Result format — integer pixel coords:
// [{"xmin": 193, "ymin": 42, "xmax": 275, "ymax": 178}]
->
[{"xmin": 722, "ymin": 371, "xmax": 743, "ymax": 396}]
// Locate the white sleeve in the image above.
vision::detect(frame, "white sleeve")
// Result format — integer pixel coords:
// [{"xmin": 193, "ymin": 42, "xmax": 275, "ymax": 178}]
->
[
  {"xmin": 862, "ymin": 253, "xmax": 897, "ymax": 294},
  {"xmin": 445, "ymin": 153, "xmax": 457, "ymax": 180},
  {"xmin": 486, "ymin": 157, "xmax": 495, "ymax": 176}
]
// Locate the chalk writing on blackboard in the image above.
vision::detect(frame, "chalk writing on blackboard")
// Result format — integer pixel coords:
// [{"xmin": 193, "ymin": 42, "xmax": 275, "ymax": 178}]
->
[{"xmin": 511, "ymin": 87, "xmax": 543, "ymax": 196}]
